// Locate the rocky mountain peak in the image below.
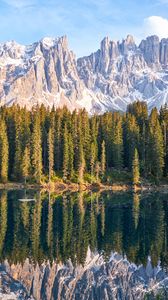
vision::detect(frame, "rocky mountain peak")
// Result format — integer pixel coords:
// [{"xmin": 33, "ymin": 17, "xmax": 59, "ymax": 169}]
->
[
  {"xmin": 125, "ymin": 34, "xmax": 135, "ymax": 44},
  {"xmin": 101, "ymin": 36, "xmax": 110, "ymax": 51},
  {"xmin": 39, "ymin": 35, "xmax": 68, "ymax": 50},
  {"xmin": 0, "ymin": 34, "xmax": 168, "ymax": 113},
  {"xmin": 160, "ymin": 37, "xmax": 168, "ymax": 66},
  {"xmin": 139, "ymin": 35, "xmax": 160, "ymax": 65},
  {"xmin": 0, "ymin": 40, "xmax": 25, "ymax": 60},
  {"xmin": 119, "ymin": 34, "xmax": 136, "ymax": 54}
]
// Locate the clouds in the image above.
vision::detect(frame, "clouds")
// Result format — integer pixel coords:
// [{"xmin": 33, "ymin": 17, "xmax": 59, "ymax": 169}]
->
[
  {"xmin": 143, "ymin": 16, "xmax": 168, "ymax": 39},
  {"xmin": 0, "ymin": 0, "xmax": 168, "ymax": 57},
  {"xmin": 2, "ymin": 0, "xmax": 36, "ymax": 8},
  {"xmin": 158, "ymin": 0, "xmax": 168, "ymax": 3}
]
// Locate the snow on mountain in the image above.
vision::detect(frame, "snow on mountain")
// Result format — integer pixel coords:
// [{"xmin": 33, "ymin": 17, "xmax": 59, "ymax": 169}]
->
[{"xmin": 0, "ymin": 34, "xmax": 168, "ymax": 112}]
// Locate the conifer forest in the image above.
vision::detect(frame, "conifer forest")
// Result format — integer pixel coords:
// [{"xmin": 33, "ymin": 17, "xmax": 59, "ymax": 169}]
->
[{"xmin": 0, "ymin": 101, "xmax": 167, "ymax": 185}]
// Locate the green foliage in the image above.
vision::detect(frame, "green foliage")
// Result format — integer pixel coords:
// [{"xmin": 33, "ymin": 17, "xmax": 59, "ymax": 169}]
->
[
  {"xmin": 0, "ymin": 101, "xmax": 167, "ymax": 184},
  {"xmin": 31, "ymin": 113, "xmax": 43, "ymax": 184},
  {"xmin": 48, "ymin": 127, "xmax": 54, "ymax": 181},
  {"xmin": 0, "ymin": 119, "xmax": 9, "ymax": 183},
  {"xmin": 111, "ymin": 112, "xmax": 123, "ymax": 169},
  {"xmin": 21, "ymin": 146, "xmax": 31, "ymax": 183},
  {"xmin": 132, "ymin": 148, "xmax": 140, "ymax": 185},
  {"xmin": 84, "ymin": 173, "xmax": 97, "ymax": 184},
  {"xmin": 68, "ymin": 133, "xmax": 74, "ymax": 179},
  {"xmin": 63, "ymin": 125, "xmax": 69, "ymax": 181},
  {"xmin": 101, "ymin": 140, "xmax": 106, "ymax": 176},
  {"xmin": 105, "ymin": 169, "xmax": 132, "ymax": 184},
  {"xmin": 147, "ymin": 108, "xmax": 164, "ymax": 181},
  {"xmin": 124, "ymin": 113, "xmax": 139, "ymax": 170}
]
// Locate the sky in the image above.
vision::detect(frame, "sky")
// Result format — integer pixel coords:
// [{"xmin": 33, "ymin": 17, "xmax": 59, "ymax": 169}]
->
[{"xmin": 0, "ymin": 0, "xmax": 168, "ymax": 57}]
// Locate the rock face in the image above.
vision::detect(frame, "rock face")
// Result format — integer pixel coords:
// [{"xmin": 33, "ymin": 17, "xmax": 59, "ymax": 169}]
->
[
  {"xmin": 0, "ymin": 36, "xmax": 87, "ymax": 111},
  {"xmin": 0, "ymin": 34, "xmax": 168, "ymax": 113},
  {"xmin": 1, "ymin": 251, "xmax": 168, "ymax": 300}
]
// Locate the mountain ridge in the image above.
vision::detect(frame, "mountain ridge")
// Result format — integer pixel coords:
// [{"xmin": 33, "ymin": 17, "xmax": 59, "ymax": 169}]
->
[{"xmin": 0, "ymin": 34, "xmax": 168, "ymax": 112}]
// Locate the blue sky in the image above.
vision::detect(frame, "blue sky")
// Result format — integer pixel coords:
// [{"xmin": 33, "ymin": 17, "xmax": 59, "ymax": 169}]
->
[{"xmin": 0, "ymin": 0, "xmax": 168, "ymax": 57}]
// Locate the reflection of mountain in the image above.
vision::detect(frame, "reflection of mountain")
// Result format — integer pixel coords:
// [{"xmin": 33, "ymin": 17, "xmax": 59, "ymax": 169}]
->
[
  {"xmin": 0, "ymin": 190, "xmax": 168, "ymax": 298},
  {"xmin": 1, "ymin": 250, "xmax": 168, "ymax": 300}
]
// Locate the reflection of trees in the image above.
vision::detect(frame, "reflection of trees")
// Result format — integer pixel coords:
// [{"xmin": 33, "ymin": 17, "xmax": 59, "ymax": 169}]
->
[
  {"xmin": 100, "ymin": 201, "xmax": 105, "ymax": 237},
  {"xmin": 0, "ymin": 191, "xmax": 7, "ymax": 257},
  {"xmin": 125, "ymin": 193, "xmax": 140, "ymax": 263},
  {"xmin": 47, "ymin": 192, "xmax": 53, "ymax": 256},
  {"xmin": 62, "ymin": 194, "xmax": 73, "ymax": 261},
  {"xmin": 31, "ymin": 192, "xmax": 42, "ymax": 263},
  {"xmin": 161, "ymin": 198, "xmax": 168, "ymax": 273},
  {"xmin": 103, "ymin": 206, "xmax": 123, "ymax": 258},
  {"xmin": 132, "ymin": 193, "xmax": 140, "ymax": 229},
  {"xmin": 0, "ymin": 190, "xmax": 168, "ymax": 268},
  {"xmin": 72, "ymin": 193, "xmax": 85, "ymax": 265},
  {"xmin": 90, "ymin": 193, "xmax": 97, "ymax": 252},
  {"xmin": 150, "ymin": 197, "xmax": 164, "ymax": 267}
]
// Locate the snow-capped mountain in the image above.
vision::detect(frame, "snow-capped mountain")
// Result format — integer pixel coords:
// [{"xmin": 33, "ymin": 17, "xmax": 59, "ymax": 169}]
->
[{"xmin": 0, "ymin": 34, "xmax": 168, "ymax": 112}]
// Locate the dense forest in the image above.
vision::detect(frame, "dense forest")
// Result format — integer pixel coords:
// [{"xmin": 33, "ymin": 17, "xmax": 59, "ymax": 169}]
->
[{"xmin": 0, "ymin": 101, "xmax": 167, "ymax": 185}]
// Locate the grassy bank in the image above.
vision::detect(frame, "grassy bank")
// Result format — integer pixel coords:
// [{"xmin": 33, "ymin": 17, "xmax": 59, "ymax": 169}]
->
[
  {"xmin": 1, "ymin": 171, "xmax": 168, "ymax": 193},
  {"xmin": 0, "ymin": 182, "xmax": 168, "ymax": 193}
]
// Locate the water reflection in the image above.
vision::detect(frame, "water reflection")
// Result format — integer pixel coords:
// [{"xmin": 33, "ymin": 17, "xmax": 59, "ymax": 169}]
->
[{"xmin": 0, "ymin": 190, "xmax": 168, "ymax": 270}]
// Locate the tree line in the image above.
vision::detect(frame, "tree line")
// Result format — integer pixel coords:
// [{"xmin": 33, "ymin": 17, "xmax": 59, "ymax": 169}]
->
[{"xmin": 0, "ymin": 101, "xmax": 167, "ymax": 184}]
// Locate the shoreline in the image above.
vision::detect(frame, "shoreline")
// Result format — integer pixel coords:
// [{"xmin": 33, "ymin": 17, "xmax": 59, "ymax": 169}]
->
[{"xmin": 0, "ymin": 181, "xmax": 168, "ymax": 193}]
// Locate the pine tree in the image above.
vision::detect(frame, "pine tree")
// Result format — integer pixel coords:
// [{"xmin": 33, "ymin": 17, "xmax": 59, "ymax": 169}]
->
[
  {"xmin": 90, "ymin": 142, "xmax": 97, "ymax": 179},
  {"xmin": 0, "ymin": 101, "xmax": 167, "ymax": 186},
  {"xmin": 71, "ymin": 110, "xmax": 79, "ymax": 172},
  {"xmin": 101, "ymin": 112, "xmax": 113, "ymax": 168},
  {"xmin": 127, "ymin": 101, "xmax": 148, "ymax": 125},
  {"xmin": 21, "ymin": 146, "xmax": 31, "ymax": 183},
  {"xmin": 54, "ymin": 112, "xmax": 62, "ymax": 171},
  {"xmin": 101, "ymin": 140, "xmax": 106, "ymax": 176},
  {"xmin": 128, "ymin": 101, "xmax": 148, "ymax": 176},
  {"xmin": 90, "ymin": 116, "xmax": 98, "ymax": 169},
  {"xmin": 147, "ymin": 108, "xmax": 164, "ymax": 181},
  {"xmin": 111, "ymin": 112, "xmax": 123, "ymax": 169},
  {"xmin": 81, "ymin": 109, "xmax": 91, "ymax": 169},
  {"xmin": 48, "ymin": 127, "xmax": 54, "ymax": 181},
  {"xmin": 132, "ymin": 148, "xmax": 140, "ymax": 186},
  {"xmin": 5, "ymin": 109, "xmax": 16, "ymax": 179},
  {"xmin": 68, "ymin": 133, "xmax": 74, "ymax": 179},
  {"xmin": 159, "ymin": 104, "xmax": 168, "ymax": 176},
  {"xmin": 78, "ymin": 134, "xmax": 85, "ymax": 184},
  {"xmin": 31, "ymin": 113, "xmax": 43, "ymax": 184},
  {"xmin": 95, "ymin": 161, "xmax": 100, "ymax": 183},
  {"xmin": 124, "ymin": 114, "xmax": 139, "ymax": 170},
  {"xmin": 63, "ymin": 125, "xmax": 69, "ymax": 181},
  {"xmin": 0, "ymin": 119, "xmax": 9, "ymax": 183}
]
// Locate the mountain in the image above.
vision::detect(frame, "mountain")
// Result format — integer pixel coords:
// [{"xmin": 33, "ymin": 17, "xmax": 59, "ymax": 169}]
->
[
  {"xmin": 1, "ymin": 251, "xmax": 168, "ymax": 300},
  {"xmin": 0, "ymin": 34, "xmax": 168, "ymax": 112}
]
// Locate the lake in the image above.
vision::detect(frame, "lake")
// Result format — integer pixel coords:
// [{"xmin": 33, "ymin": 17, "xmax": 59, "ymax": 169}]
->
[{"xmin": 0, "ymin": 190, "xmax": 168, "ymax": 299}]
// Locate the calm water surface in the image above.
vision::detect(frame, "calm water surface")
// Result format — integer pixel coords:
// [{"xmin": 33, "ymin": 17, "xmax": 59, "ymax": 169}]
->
[{"xmin": 0, "ymin": 190, "xmax": 168, "ymax": 299}]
